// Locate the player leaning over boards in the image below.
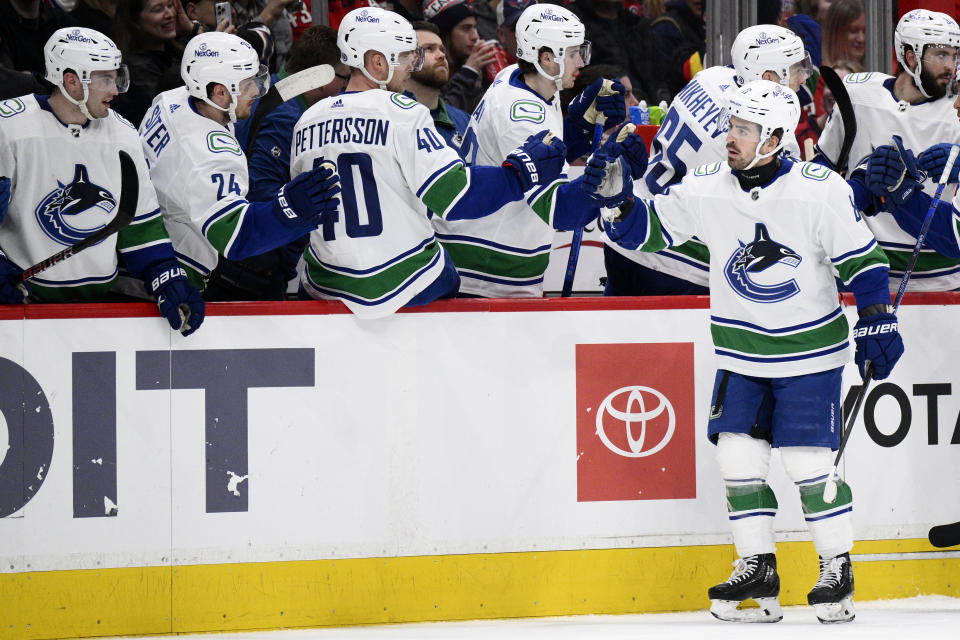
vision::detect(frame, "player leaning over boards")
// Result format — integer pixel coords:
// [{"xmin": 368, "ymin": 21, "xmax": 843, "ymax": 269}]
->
[
  {"xmin": 433, "ymin": 3, "xmax": 628, "ymax": 298},
  {"xmin": 0, "ymin": 27, "xmax": 205, "ymax": 336},
  {"xmin": 603, "ymin": 81, "xmax": 904, "ymax": 624},
  {"xmin": 290, "ymin": 8, "xmax": 575, "ymax": 317},
  {"xmin": 816, "ymin": 9, "xmax": 960, "ymax": 292},
  {"xmin": 602, "ymin": 24, "xmax": 812, "ymax": 297},
  {"xmin": 140, "ymin": 32, "xmax": 342, "ymax": 292}
]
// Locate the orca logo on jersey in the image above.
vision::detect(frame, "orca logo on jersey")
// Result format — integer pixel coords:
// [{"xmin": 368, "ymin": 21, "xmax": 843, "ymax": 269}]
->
[
  {"xmin": 34, "ymin": 164, "xmax": 116, "ymax": 246},
  {"xmin": 723, "ymin": 222, "xmax": 802, "ymax": 303}
]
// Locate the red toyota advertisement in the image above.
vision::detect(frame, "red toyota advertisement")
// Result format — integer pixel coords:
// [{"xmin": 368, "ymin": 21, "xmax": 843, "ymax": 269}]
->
[{"xmin": 576, "ymin": 342, "xmax": 697, "ymax": 502}]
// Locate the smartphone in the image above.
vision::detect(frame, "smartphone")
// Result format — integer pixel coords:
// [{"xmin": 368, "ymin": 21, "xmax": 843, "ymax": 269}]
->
[
  {"xmin": 215, "ymin": 2, "xmax": 232, "ymax": 28},
  {"xmin": 287, "ymin": 0, "xmax": 304, "ymax": 11}
]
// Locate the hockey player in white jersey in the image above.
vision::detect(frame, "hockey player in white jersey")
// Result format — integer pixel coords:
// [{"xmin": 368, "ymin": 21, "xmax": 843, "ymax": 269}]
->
[
  {"xmin": 0, "ymin": 27, "xmax": 205, "ymax": 335},
  {"xmin": 816, "ymin": 9, "xmax": 960, "ymax": 291},
  {"xmin": 141, "ymin": 32, "xmax": 342, "ymax": 291},
  {"xmin": 602, "ymin": 24, "xmax": 812, "ymax": 297},
  {"xmin": 290, "ymin": 8, "xmax": 572, "ymax": 317},
  {"xmin": 433, "ymin": 3, "xmax": 629, "ymax": 298},
  {"xmin": 603, "ymin": 81, "xmax": 903, "ymax": 624}
]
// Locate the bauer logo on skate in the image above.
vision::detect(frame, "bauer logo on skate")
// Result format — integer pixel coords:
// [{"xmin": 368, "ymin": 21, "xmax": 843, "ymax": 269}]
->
[{"xmin": 575, "ymin": 343, "xmax": 696, "ymax": 501}]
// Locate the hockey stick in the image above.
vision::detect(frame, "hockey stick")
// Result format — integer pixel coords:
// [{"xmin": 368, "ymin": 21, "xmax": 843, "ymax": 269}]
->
[
  {"xmin": 929, "ymin": 520, "xmax": 960, "ymax": 548},
  {"xmin": 560, "ymin": 120, "xmax": 603, "ymax": 297},
  {"xmin": 11, "ymin": 149, "xmax": 138, "ymax": 285},
  {"xmin": 823, "ymin": 143, "xmax": 960, "ymax": 503},
  {"xmin": 820, "ymin": 66, "xmax": 857, "ymax": 174},
  {"xmin": 244, "ymin": 64, "xmax": 335, "ymax": 158}
]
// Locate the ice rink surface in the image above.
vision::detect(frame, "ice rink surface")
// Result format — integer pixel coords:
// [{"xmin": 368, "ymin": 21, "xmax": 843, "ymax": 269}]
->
[{"xmin": 110, "ymin": 596, "xmax": 960, "ymax": 640}]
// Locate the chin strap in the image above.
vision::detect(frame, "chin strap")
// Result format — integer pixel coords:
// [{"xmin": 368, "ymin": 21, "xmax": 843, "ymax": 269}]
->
[
  {"xmin": 61, "ymin": 83, "xmax": 97, "ymax": 121},
  {"xmin": 907, "ymin": 47, "xmax": 933, "ymax": 99},
  {"xmin": 533, "ymin": 56, "xmax": 564, "ymax": 95},
  {"xmin": 200, "ymin": 94, "xmax": 239, "ymax": 123},
  {"xmin": 361, "ymin": 65, "xmax": 394, "ymax": 91}
]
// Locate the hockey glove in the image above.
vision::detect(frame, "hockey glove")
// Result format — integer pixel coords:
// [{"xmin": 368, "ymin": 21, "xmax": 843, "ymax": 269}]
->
[
  {"xmin": 502, "ymin": 130, "xmax": 567, "ymax": 192},
  {"xmin": 866, "ymin": 136, "xmax": 925, "ymax": 208},
  {"xmin": 582, "ymin": 150, "xmax": 633, "ymax": 208},
  {"xmin": 606, "ymin": 123, "xmax": 649, "ymax": 179},
  {"xmin": 918, "ymin": 143, "xmax": 960, "ymax": 184},
  {"xmin": 0, "ymin": 249, "xmax": 28, "ymax": 304},
  {"xmin": 567, "ymin": 78, "xmax": 626, "ymax": 137},
  {"xmin": 847, "ymin": 160, "xmax": 885, "ymax": 216},
  {"xmin": 853, "ymin": 311, "xmax": 903, "ymax": 381},
  {"xmin": 275, "ymin": 161, "xmax": 341, "ymax": 230},
  {"xmin": 0, "ymin": 176, "xmax": 9, "ymax": 224},
  {"xmin": 145, "ymin": 261, "xmax": 206, "ymax": 336}
]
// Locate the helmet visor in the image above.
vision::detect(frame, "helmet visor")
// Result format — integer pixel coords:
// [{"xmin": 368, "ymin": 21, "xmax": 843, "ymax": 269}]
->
[
  {"xmin": 787, "ymin": 52, "xmax": 814, "ymax": 85},
  {"xmin": 564, "ymin": 40, "xmax": 592, "ymax": 66},
  {"xmin": 240, "ymin": 64, "xmax": 270, "ymax": 98},
  {"xmin": 399, "ymin": 47, "xmax": 425, "ymax": 73},
  {"xmin": 921, "ymin": 44, "xmax": 959, "ymax": 67},
  {"xmin": 89, "ymin": 65, "xmax": 130, "ymax": 94}
]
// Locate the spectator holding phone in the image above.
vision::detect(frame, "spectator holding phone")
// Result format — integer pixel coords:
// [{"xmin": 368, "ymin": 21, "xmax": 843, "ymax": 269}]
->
[{"xmin": 425, "ymin": 0, "xmax": 497, "ymax": 111}]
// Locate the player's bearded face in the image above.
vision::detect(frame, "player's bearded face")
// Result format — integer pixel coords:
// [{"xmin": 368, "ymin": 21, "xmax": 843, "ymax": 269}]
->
[{"xmin": 919, "ymin": 46, "xmax": 958, "ymax": 99}]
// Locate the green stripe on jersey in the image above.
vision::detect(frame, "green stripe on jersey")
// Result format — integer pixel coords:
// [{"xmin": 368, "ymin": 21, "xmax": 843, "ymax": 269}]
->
[
  {"xmin": 531, "ymin": 183, "xmax": 562, "ymax": 225},
  {"xmin": 726, "ymin": 482, "xmax": 778, "ymax": 514},
  {"xmin": 799, "ymin": 480, "xmax": 852, "ymax": 514},
  {"xmin": 711, "ymin": 312, "xmax": 849, "ymax": 357},
  {"xmin": 305, "ymin": 239, "xmax": 441, "ymax": 301},
  {"xmin": 441, "ymin": 241, "xmax": 550, "ymax": 280},
  {"xmin": 666, "ymin": 238, "xmax": 709, "ymax": 264},
  {"xmin": 639, "ymin": 202, "xmax": 670, "ymax": 253},
  {"xmin": 29, "ymin": 280, "xmax": 115, "ymax": 302},
  {"xmin": 204, "ymin": 204, "xmax": 247, "ymax": 255},
  {"xmin": 884, "ymin": 246, "xmax": 960, "ymax": 273},
  {"xmin": 423, "ymin": 164, "xmax": 468, "ymax": 217},
  {"xmin": 116, "ymin": 214, "xmax": 171, "ymax": 251},
  {"xmin": 834, "ymin": 243, "xmax": 888, "ymax": 283}
]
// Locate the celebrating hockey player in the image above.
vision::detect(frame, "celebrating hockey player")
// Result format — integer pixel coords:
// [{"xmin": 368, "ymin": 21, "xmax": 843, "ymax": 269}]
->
[
  {"xmin": 603, "ymin": 81, "xmax": 904, "ymax": 624},
  {"xmin": 602, "ymin": 24, "xmax": 812, "ymax": 296},
  {"xmin": 816, "ymin": 9, "xmax": 960, "ymax": 291},
  {"xmin": 289, "ymin": 7, "xmax": 573, "ymax": 317},
  {"xmin": 432, "ymin": 3, "xmax": 628, "ymax": 298},
  {"xmin": 0, "ymin": 27, "xmax": 205, "ymax": 336},
  {"xmin": 140, "ymin": 32, "xmax": 343, "ymax": 291}
]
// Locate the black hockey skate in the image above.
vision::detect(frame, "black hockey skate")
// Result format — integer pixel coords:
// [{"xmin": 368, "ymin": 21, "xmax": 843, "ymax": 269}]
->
[
  {"xmin": 807, "ymin": 552, "xmax": 855, "ymax": 623},
  {"xmin": 708, "ymin": 553, "xmax": 782, "ymax": 623}
]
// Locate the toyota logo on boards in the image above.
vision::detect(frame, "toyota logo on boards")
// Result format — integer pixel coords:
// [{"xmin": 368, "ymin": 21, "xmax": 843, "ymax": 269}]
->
[{"xmin": 576, "ymin": 343, "xmax": 696, "ymax": 501}]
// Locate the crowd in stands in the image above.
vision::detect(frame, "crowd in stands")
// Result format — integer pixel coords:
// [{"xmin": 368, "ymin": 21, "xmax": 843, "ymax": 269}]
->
[{"xmin": 1, "ymin": 0, "xmax": 959, "ymax": 333}]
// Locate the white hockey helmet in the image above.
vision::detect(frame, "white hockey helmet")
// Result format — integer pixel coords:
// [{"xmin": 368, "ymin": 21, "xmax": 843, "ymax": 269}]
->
[
  {"xmin": 724, "ymin": 79, "xmax": 800, "ymax": 170},
  {"xmin": 181, "ymin": 32, "xmax": 269, "ymax": 123},
  {"xmin": 731, "ymin": 25, "xmax": 813, "ymax": 89},
  {"xmin": 43, "ymin": 27, "xmax": 129, "ymax": 120},
  {"xmin": 895, "ymin": 9, "xmax": 960, "ymax": 98},
  {"xmin": 337, "ymin": 7, "xmax": 423, "ymax": 90},
  {"xmin": 514, "ymin": 3, "xmax": 590, "ymax": 92}
]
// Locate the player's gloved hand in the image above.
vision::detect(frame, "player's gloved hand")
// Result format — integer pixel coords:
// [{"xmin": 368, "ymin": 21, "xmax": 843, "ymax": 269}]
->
[
  {"xmin": 866, "ymin": 136, "xmax": 925, "ymax": 208},
  {"xmin": 853, "ymin": 309, "xmax": 903, "ymax": 381},
  {"xmin": 275, "ymin": 161, "xmax": 341, "ymax": 229},
  {"xmin": 582, "ymin": 150, "xmax": 633, "ymax": 208},
  {"xmin": 0, "ymin": 176, "xmax": 10, "ymax": 223},
  {"xmin": 145, "ymin": 261, "xmax": 206, "ymax": 336},
  {"xmin": 917, "ymin": 143, "xmax": 960, "ymax": 184},
  {"xmin": 503, "ymin": 130, "xmax": 567, "ymax": 192},
  {"xmin": 604, "ymin": 123, "xmax": 649, "ymax": 179},
  {"xmin": 847, "ymin": 161, "xmax": 885, "ymax": 216},
  {"xmin": 0, "ymin": 249, "xmax": 28, "ymax": 304},
  {"xmin": 567, "ymin": 78, "xmax": 626, "ymax": 136}
]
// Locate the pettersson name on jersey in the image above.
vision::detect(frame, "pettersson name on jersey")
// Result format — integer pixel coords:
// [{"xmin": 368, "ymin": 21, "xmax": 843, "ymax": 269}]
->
[{"xmin": 294, "ymin": 117, "xmax": 389, "ymax": 154}]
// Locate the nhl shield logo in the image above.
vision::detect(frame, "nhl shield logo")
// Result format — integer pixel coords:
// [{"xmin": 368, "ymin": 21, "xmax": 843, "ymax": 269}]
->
[{"xmin": 34, "ymin": 164, "xmax": 116, "ymax": 246}]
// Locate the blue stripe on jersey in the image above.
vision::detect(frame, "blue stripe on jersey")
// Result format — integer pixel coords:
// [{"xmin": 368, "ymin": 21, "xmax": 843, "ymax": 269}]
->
[
  {"xmin": 175, "ymin": 250, "xmax": 211, "ymax": 274},
  {"xmin": 200, "ymin": 198, "xmax": 248, "ymax": 236},
  {"xmin": 889, "ymin": 265, "xmax": 960, "ymax": 279},
  {"xmin": 656, "ymin": 249, "xmax": 710, "ymax": 272},
  {"xmin": 459, "ymin": 270, "xmax": 545, "ymax": 287},
  {"xmin": 32, "ymin": 267, "xmax": 118, "ymax": 286},
  {"xmin": 715, "ymin": 341, "xmax": 849, "ymax": 363},
  {"xmin": 832, "ymin": 238, "xmax": 877, "ymax": 263},
  {"xmin": 805, "ymin": 506, "xmax": 852, "ymax": 522},
  {"xmin": 711, "ymin": 307, "xmax": 842, "ymax": 334},
  {"xmin": 133, "ymin": 207, "xmax": 162, "ymax": 222},
  {"xmin": 434, "ymin": 232, "xmax": 552, "ymax": 255},
  {"xmin": 795, "ymin": 474, "xmax": 830, "ymax": 486},
  {"xmin": 305, "ymin": 247, "xmax": 442, "ymax": 305},
  {"xmin": 415, "ymin": 158, "xmax": 463, "ymax": 198},
  {"xmin": 307, "ymin": 237, "xmax": 435, "ymax": 276},
  {"xmin": 729, "ymin": 511, "xmax": 777, "ymax": 520}
]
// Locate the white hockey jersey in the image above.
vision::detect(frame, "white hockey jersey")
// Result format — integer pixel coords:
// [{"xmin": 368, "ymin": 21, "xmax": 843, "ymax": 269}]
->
[
  {"xmin": 623, "ymin": 160, "xmax": 888, "ymax": 377},
  {"xmin": 290, "ymin": 89, "xmax": 474, "ymax": 318},
  {"xmin": 817, "ymin": 71, "xmax": 960, "ymax": 291},
  {"xmin": 432, "ymin": 68, "xmax": 568, "ymax": 298},
  {"xmin": 604, "ymin": 65, "xmax": 801, "ymax": 287},
  {"xmin": 0, "ymin": 95, "xmax": 170, "ymax": 301},
  {"xmin": 139, "ymin": 86, "xmax": 251, "ymax": 280}
]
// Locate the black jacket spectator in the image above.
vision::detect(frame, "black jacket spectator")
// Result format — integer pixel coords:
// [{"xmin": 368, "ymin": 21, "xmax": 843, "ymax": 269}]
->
[
  {"xmin": 70, "ymin": 0, "xmax": 115, "ymax": 38},
  {"xmin": 570, "ymin": 0, "xmax": 664, "ymax": 105},
  {"xmin": 0, "ymin": 0, "xmax": 74, "ymax": 73},
  {"xmin": 650, "ymin": 0, "xmax": 705, "ymax": 101},
  {"xmin": 0, "ymin": 67, "xmax": 46, "ymax": 100}
]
